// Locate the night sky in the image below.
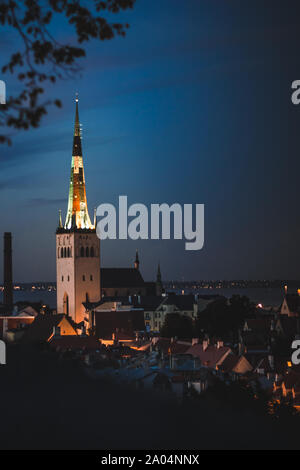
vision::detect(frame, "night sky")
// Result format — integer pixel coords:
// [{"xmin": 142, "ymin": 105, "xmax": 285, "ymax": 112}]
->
[{"xmin": 1, "ymin": 0, "xmax": 300, "ymax": 283}]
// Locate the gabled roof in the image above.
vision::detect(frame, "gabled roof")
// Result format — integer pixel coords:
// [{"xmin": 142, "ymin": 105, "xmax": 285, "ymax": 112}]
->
[
  {"xmin": 218, "ymin": 354, "xmax": 240, "ymax": 373},
  {"xmin": 283, "ymin": 294, "xmax": 300, "ymax": 314},
  {"xmin": 21, "ymin": 314, "xmax": 76, "ymax": 343},
  {"xmin": 15, "ymin": 306, "xmax": 39, "ymax": 317},
  {"xmin": 101, "ymin": 268, "xmax": 145, "ymax": 288},
  {"xmin": 185, "ymin": 343, "xmax": 231, "ymax": 368}
]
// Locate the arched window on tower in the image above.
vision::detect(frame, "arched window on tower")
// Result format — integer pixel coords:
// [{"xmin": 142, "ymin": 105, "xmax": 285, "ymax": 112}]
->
[
  {"xmin": 61, "ymin": 247, "xmax": 64, "ymax": 258},
  {"xmin": 64, "ymin": 247, "xmax": 67, "ymax": 258},
  {"xmin": 67, "ymin": 247, "xmax": 70, "ymax": 258},
  {"xmin": 80, "ymin": 246, "xmax": 85, "ymax": 257},
  {"xmin": 86, "ymin": 247, "xmax": 89, "ymax": 257},
  {"xmin": 90, "ymin": 247, "xmax": 94, "ymax": 258}
]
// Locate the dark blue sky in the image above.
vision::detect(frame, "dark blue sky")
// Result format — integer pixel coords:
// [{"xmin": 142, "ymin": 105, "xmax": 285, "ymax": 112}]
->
[{"xmin": 1, "ymin": 0, "xmax": 300, "ymax": 282}]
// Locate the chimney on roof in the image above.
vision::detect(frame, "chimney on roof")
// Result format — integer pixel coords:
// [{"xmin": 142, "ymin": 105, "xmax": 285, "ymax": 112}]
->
[
  {"xmin": 284, "ymin": 284, "xmax": 288, "ymax": 294},
  {"xmin": 268, "ymin": 355, "xmax": 274, "ymax": 370},
  {"xmin": 134, "ymin": 249, "xmax": 140, "ymax": 270},
  {"xmin": 3, "ymin": 232, "xmax": 13, "ymax": 311},
  {"xmin": 216, "ymin": 340, "xmax": 224, "ymax": 349}
]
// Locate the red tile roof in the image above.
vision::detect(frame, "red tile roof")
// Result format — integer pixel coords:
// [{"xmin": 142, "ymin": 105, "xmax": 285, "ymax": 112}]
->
[
  {"xmin": 155, "ymin": 338, "xmax": 191, "ymax": 355},
  {"xmin": 185, "ymin": 343, "xmax": 231, "ymax": 368}
]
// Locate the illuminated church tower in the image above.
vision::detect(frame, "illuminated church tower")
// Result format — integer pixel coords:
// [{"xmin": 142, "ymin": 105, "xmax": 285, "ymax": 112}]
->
[{"xmin": 56, "ymin": 96, "xmax": 100, "ymax": 325}]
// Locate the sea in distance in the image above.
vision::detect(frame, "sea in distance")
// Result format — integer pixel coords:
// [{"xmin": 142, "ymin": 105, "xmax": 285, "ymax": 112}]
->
[{"xmin": 0, "ymin": 287, "xmax": 287, "ymax": 310}]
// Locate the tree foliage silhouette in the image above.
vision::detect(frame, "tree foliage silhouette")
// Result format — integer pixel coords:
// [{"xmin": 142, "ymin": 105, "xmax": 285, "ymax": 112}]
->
[{"xmin": 0, "ymin": 0, "xmax": 135, "ymax": 144}]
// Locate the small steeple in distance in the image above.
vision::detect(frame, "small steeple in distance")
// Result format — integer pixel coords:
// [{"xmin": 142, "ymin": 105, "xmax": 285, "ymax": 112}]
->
[
  {"xmin": 64, "ymin": 94, "xmax": 93, "ymax": 230},
  {"xmin": 58, "ymin": 209, "xmax": 63, "ymax": 229},
  {"xmin": 134, "ymin": 249, "xmax": 140, "ymax": 270},
  {"xmin": 156, "ymin": 262, "xmax": 163, "ymax": 296}
]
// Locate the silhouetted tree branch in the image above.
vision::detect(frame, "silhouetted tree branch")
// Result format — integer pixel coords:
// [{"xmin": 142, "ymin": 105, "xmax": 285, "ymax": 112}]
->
[{"xmin": 0, "ymin": 0, "xmax": 135, "ymax": 144}]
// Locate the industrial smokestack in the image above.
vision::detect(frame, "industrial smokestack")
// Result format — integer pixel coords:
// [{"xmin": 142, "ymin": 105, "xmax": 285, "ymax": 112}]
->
[{"xmin": 3, "ymin": 232, "xmax": 13, "ymax": 310}]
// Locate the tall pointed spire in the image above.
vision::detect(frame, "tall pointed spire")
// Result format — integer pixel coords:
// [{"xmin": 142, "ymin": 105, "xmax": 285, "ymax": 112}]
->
[
  {"xmin": 157, "ymin": 262, "xmax": 161, "ymax": 283},
  {"xmin": 156, "ymin": 262, "xmax": 163, "ymax": 296},
  {"xmin": 64, "ymin": 94, "xmax": 93, "ymax": 230},
  {"xmin": 134, "ymin": 249, "xmax": 140, "ymax": 270}
]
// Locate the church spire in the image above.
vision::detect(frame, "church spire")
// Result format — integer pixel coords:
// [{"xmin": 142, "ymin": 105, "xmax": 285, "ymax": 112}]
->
[
  {"xmin": 157, "ymin": 262, "xmax": 161, "ymax": 283},
  {"xmin": 134, "ymin": 249, "xmax": 140, "ymax": 270},
  {"xmin": 156, "ymin": 262, "xmax": 163, "ymax": 296},
  {"xmin": 64, "ymin": 95, "xmax": 93, "ymax": 230}
]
